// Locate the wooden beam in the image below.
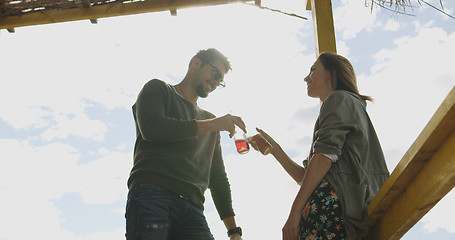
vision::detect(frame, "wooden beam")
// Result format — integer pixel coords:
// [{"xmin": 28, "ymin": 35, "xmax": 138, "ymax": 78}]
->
[
  {"xmin": 305, "ymin": 0, "xmax": 336, "ymax": 56},
  {"xmin": 80, "ymin": 0, "xmax": 98, "ymax": 22},
  {"xmin": 367, "ymin": 85, "xmax": 455, "ymax": 239},
  {"xmin": 0, "ymin": 0, "xmax": 252, "ymax": 30},
  {"xmin": 81, "ymin": 0, "xmax": 92, "ymax": 8},
  {"xmin": 0, "ymin": 0, "xmax": 5, "ymax": 19}
]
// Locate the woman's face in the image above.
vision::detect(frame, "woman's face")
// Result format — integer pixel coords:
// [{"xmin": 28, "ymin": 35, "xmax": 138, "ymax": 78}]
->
[{"xmin": 304, "ymin": 59, "xmax": 334, "ymax": 101}]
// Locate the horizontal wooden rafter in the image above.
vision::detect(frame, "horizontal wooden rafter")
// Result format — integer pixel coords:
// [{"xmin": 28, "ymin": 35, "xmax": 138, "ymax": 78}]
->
[
  {"xmin": 0, "ymin": 0, "xmax": 253, "ymax": 30},
  {"xmin": 367, "ymin": 85, "xmax": 455, "ymax": 239},
  {"xmin": 0, "ymin": 0, "xmax": 5, "ymax": 19},
  {"xmin": 81, "ymin": 0, "xmax": 92, "ymax": 8}
]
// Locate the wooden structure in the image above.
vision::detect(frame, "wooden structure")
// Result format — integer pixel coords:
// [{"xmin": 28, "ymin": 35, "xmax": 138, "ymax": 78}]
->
[
  {"xmin": 0, "ymin": 0, "xmax": 259, "ymax": 32},
  {"xmin": 367, "ymin": 85, "xmax": 455, "ymax": 239},
  {"xmin": 305, "ymin": 0, "xmax": 336, "ymax": 55},
  {"xmin": 2, "ymin": 0, "xmax": 455, "ymax": 238}
]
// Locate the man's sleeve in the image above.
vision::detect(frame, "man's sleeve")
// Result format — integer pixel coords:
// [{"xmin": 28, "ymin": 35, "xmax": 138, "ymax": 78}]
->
[
  {"xmin": 209, "ymin": 133, "xmax": 235, "ymax": 220},
  {"xmin": 134, "ymin": 80, "xmax": 199, "ymax": 142}
]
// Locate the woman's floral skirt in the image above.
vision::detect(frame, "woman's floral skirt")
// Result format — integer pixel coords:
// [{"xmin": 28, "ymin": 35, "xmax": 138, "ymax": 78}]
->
[{"xmin": 298, "ymin": 179, "xmax": 349, "ymax": 240}]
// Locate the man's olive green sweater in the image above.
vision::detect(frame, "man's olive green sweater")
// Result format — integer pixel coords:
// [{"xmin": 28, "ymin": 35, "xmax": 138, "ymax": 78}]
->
[{"xmin": 127, "ymin": 79, "xmax": 234, "ymax": 220}]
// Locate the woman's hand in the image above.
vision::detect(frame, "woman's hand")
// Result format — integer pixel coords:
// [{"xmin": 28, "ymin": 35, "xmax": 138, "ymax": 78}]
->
[
  {"xmin": 254, "ymin": 127, "xmax": 281, "ymax": 154},
  {"xmin": 282, "ymin": 209, "xmax": 301, "ymax": 240}
]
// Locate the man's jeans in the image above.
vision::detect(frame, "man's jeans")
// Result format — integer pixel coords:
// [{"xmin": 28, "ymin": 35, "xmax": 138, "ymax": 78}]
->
[{"xmin": 125, "ymin": 184, "xmax": 215, "ymax": 240}]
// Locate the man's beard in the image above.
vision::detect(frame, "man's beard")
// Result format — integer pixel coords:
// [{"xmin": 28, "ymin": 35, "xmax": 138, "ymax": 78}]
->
[{"xmin": 196, "ymin": 84, "xmax": 209, "ymax": 98}]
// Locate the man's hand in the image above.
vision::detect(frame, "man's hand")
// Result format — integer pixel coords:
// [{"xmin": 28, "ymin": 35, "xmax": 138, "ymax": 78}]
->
[
  {"xmin": 230, "ymin": 233, "xmax": 243, "ymax": 240},
  {"xmin": 214, "ymin": 114, "xmax": 246, "ymax": 138},
  {"xmin": 222, "ymin": 216, "xmax": 243, "ymax": 240},
  {"xmin": 197, "ymin": 114, "xmax": 247, "ymax": 137}
]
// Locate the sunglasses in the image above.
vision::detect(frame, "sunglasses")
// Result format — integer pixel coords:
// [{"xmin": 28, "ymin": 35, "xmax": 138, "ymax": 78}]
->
[{"xmin": 207, "ymin": 63, "xmax": 226, "ymax": 87}]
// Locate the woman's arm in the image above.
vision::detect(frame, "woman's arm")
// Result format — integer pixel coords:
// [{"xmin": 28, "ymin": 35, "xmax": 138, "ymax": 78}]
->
[
  {"xmin": 283, "ymin": 153, "xmax": 332, "ymax": 240},
  {"xmin": 271, "ymin": 146, "xmax": 306, "ymax": 183},
  {"xmin": 255, "ymin": 128, "xmax": 305, "ymax": 183}
]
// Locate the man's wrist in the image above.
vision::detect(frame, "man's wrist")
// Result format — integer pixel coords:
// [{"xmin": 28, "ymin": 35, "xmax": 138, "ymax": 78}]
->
[
  {"xmin": 227, "ymin": 226, "xmax": 242, "ymax": 237},
  {"xmin": 196, "ymin": 119, "xmax": 214, "ymax": 135}
]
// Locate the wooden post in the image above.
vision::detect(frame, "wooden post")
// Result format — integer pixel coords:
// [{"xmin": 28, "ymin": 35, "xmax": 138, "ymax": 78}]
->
[{"xmin": 305, "ymin": 0, "xmax": 337, "ymax": 56}]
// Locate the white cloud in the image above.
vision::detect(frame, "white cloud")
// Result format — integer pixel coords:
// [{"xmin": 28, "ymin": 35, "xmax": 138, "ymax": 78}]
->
[
  {"xmin": 77, "ymin": 151, "xmax": 131, "ymax": 204},
  {"xmin": 0, "ymin": 74, "xmax": 110, "ymax": 141},
  {"xmin": 336, "ymin": 40, "xmax": 350, "ymax": 57},
  {"xmin": 364, "ymin": 24, "xmax": 455, "ymax": 169},
  {"xmin": 116, "ymin": 143, "xmax": 127, "ymax": 151},
  {"xmin": 334, "ymin": 0, "xmax": 379, "ymax": 39},
  {"xmin": 385, "ymin": 19, "xmax": 401, "ymax": 31},
  {"xmin": 0, "ymin": 138, "xmax": 130, "ymax": 203},
  {"xmin": 0, "ymin": 139, "xmax": 80, "ymax": 198},
  {"xmin": 0, "ymin": 138, "xmax": 130, "ymax": 239},
  {"xmin": 0, "ymin": 23, "xmax": 139, "ymax": 141},
  {"xmin": 98, "ymin": 147, "xmax": 110, "ymax": 155},
  {"xmin": 41, "ymin": 114, "xmax": 108, "ymax": 141},
  {"xmin": 0, "ymin": 139, "xmax": 79, "ymax": 239}
]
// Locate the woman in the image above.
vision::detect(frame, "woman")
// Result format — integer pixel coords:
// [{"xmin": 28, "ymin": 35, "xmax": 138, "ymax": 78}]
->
[{"xmin": 251, "ymin": 52, "xmax": 389, "ymax": 240}]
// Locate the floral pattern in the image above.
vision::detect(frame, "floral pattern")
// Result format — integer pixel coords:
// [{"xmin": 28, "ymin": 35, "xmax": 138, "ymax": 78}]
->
[{"xmin": 298, "ymin": 179, "xmax": 349, "ymax": 240}]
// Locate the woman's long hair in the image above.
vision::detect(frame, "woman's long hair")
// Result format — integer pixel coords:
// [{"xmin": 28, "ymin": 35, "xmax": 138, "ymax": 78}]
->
[{"xmin": 318, "ymin": 52, "xmax": 373, "ymax": 102}]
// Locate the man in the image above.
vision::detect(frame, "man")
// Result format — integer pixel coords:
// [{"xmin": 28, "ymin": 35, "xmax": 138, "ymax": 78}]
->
[{"xmin": 125, "ymin": 48, "xmax": 245, "ymax": 240}]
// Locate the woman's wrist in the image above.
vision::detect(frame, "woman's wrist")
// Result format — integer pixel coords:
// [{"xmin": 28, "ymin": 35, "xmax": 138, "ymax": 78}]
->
[{"xmin": 271, "ymin": 144, "xmax": 284, "ymax": 157}]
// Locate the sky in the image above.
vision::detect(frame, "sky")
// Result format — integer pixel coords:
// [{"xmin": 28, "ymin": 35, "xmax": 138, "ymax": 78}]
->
[{"xmin": 1, "ymin": 0, "xmax": 455, "ymax": 239}]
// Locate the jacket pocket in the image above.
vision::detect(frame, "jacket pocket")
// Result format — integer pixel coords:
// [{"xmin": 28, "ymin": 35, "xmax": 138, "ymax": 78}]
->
[{"xmin": 344, "ymin": 183, "xmax": 367, "ymax": 221}]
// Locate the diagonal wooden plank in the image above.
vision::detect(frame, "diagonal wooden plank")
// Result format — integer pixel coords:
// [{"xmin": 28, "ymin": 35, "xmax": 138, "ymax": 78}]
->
[
  {"xmin": 367, "ymin": 85, "xmax": 455, "ymax": 239},
  {"xmin": 368, "ymin": 131, "xmax": 455, "ymax": 239}
]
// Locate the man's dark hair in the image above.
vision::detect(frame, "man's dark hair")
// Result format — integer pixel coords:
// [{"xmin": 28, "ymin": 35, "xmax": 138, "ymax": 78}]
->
[{"xmin": 194, "ymin": 48, "xmax": 232, "ymax": 73}]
